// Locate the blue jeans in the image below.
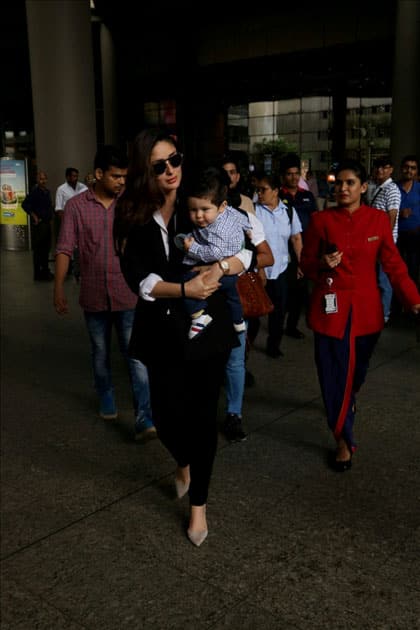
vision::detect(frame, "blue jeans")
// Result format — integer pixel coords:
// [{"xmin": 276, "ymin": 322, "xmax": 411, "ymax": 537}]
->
[
  {"xmin": 377, "ymin": 263, "xmax": 392, "ymax": 321},
  {"xmin": 84, "ymin": 309, "xmax": 153, "ymax": 424},
  {"xmin": 225, "ymin": 329, "xmax": 247, "ymax": 416}
]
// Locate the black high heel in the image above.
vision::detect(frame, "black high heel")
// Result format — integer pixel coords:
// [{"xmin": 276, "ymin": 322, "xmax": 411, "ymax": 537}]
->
[
  {"xmin": 328, "ymin": 448, "xmax": 353, "ymax": 472},
  {"xmin": 330, "ymin": 454, "xmax": 352, "ymax": 472}
]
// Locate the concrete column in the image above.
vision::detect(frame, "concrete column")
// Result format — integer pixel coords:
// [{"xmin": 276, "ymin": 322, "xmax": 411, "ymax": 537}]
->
[
  {"xmin": 390, "ymin": 0, "xmax": 420, "ymax": 166},
  {"xmin": 25, "ymin": 0, "xmax": 97, "ymax": 196},
  {"xmin": 100, "ymin": 23, "xmax": 118, "ymax": 146}
]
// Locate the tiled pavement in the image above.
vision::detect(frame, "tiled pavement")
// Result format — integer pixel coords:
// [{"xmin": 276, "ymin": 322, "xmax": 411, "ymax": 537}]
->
[{"xmin": 1, "ymin": 249, "xmax": 419, "ymax": 629}]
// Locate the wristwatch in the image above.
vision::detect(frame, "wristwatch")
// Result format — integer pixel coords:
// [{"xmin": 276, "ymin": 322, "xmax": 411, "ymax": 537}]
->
[{"xmin": 218, "ymin": 260, "xmax": 230, "ymax": 274}]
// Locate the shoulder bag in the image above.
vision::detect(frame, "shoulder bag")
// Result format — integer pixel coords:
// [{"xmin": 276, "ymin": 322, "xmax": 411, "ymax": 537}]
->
[{"xmin": 237, "ymin": 271, "xmax": 274, "ymax": 319}]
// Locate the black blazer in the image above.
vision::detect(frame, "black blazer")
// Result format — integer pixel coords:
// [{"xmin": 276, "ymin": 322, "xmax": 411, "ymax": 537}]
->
[{"xmin": 119, "ymin": 211, "xmax": 239, "ymax": 365}]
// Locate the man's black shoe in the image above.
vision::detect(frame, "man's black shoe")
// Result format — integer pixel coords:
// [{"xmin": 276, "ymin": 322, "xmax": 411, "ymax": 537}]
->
[
  {"xmin": 285, "ymin": 328, "xmax": 305, "ymax": 339},
  {"xmin": 223, "ymin": 413, "xmax": 247, "ymax": 443},
  {"xmin": 265, "ymin": 346, "xmax": 284, "ymax": 358}
]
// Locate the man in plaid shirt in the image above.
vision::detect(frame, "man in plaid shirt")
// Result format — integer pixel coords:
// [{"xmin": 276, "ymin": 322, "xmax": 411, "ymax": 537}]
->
[{"xmin": 54, "ymin": 145, "xmax": 156, "ymax": 442}]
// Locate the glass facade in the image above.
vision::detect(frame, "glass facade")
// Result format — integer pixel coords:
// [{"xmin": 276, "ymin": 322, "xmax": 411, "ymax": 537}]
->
[
  {"xmin": 228, "ymin": 96, "xmax": 392, "ymax": 175},
  {"xmin": 138, "ymin": 95, "xmax": 393, "ymax": 180}
]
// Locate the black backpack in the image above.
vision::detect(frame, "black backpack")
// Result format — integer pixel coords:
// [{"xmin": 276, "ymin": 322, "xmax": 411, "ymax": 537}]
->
[{"xmin": 281, "ymin": 197, "xmax": 294, "ymax": 224}]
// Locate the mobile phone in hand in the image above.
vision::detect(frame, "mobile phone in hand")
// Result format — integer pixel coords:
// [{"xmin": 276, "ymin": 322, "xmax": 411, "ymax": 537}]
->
[{"xmin": 325, "ymin": 242, "xmax": 338, "ymax": 254}]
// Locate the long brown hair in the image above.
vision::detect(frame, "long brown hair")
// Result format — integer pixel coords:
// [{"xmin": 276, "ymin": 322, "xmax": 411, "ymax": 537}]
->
[{"xmin": 114, "ymin": 127, "xmax": 180, "ymax": 253}]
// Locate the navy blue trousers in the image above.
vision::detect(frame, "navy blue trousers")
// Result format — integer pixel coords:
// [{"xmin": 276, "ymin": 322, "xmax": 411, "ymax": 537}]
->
[{"xmin": 314, "ymin": 315, "xmax": 380, "ymax": 451}]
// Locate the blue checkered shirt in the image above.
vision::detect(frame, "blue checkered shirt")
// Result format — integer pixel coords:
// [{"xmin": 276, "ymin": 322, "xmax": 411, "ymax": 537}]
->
[{"xmin": 184, "ymin": 206, "xmax": 251, "ymax": 265}]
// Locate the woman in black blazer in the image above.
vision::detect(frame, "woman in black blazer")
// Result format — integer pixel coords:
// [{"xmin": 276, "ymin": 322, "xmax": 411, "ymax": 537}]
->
[{"xmin": 114, "ymin": 128, "xmax": 248, "ymax": 546}]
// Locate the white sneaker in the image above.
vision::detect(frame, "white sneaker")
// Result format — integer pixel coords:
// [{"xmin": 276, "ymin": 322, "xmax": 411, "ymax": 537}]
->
[{"xmin": 188, "ymin": 314, "xmax": 213, "ymax": 339}]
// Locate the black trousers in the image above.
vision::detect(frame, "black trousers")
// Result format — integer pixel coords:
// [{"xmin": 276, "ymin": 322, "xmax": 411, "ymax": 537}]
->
[
  {"xmin": 397, "ymin": 230, "xmax": 420, "ymax": 288},
  {"xmin": 265, "ymin": 269, "xmax": 288, "ymax": 351},
  {"xmin": 285, "ymin": 264, "xmax": 309, "ymax": 332},
  {"xmin": 147, "ymin": 350, "xmax": 228, "ymax": 506},
  {"xmin": 31, "ymin": 221, "xmax": 52, "ymax": 278},
  {"xmin": 245, "ymin": 269, "xmax": 288, "ymax": 351}
]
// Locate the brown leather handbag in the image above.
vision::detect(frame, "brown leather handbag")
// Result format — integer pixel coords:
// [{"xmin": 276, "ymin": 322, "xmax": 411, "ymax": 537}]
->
[{"xmin": 237, "ymin": 271, "xmax": 274, "ymax": 319}]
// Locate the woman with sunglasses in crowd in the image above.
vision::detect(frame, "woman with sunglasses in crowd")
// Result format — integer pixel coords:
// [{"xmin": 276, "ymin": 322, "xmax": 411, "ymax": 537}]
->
[
  {"xmin": 300, "ymin": 158, "xmax": 420, "ymax": 472},
  {"xmin": 113, "ymin": 127, "xmax": 250, "ymax": 547}
]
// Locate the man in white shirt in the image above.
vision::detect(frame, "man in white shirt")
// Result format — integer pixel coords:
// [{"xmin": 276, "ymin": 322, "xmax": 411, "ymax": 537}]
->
[
  {"xmin": 55, "ymin": 167, "xmax": 87, "ymax": 219},
  {"xmin": 55, "ymin": 167, "xmax": 88, "ymax": 277}
]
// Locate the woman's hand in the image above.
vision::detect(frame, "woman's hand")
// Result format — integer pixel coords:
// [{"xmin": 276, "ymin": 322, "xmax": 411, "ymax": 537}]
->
[
  {"xmin": 185, "ymin": 269, "xmax": 221, "ymax": 300},
  {"xmin": 192, "ymin": 263, "xmax": 224, "ymax": 281},
  {"xmin": 192, "ymin": 264, "xmax": 212, "ymax": 274},
  {"xmin": 323, "ymin": 250, "xmax": 343, "ymax": 269}
]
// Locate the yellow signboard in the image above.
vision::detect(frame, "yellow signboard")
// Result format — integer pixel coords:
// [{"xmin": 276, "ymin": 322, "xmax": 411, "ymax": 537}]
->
[{"xmin": 0, "ymin": 158, "xmax": 28, "ymax": 226}]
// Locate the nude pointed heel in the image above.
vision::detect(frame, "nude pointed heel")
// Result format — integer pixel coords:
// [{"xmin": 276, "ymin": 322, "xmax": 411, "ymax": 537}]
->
[
  {"xmin": 187, "ymin": 528, "xmax": 208, "ymax": 547},
  {"xmin": 174, "ymin": 478, "xmax": 190, "ymax": 499}
]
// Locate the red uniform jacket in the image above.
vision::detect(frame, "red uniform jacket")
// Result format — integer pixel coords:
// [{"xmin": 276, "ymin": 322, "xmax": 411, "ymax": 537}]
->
[{"xmin": 301, "ymin": 205, "xmax": 420, "ymax": 339}]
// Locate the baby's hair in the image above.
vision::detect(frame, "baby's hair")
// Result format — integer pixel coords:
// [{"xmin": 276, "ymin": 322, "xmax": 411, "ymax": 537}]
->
[{"xmin": 186, "ymin": 166, "xmax": 230, "ymax": 207}]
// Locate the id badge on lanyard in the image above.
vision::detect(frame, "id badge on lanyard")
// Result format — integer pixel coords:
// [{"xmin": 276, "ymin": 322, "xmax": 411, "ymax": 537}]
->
[{"xmin": 324, "ymin": 277, "xmax": 338, "ymax": 314}]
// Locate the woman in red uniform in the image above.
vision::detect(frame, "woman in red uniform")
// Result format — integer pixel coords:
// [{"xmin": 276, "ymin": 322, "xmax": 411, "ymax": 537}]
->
[{"xmin": 301, "ymin": 159, "xmax": 420, "ymax": 471}]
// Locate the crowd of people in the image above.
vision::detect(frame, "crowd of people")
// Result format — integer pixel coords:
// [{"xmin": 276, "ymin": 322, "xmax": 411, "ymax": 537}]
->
[{"xmin": 22, "ymin": 131, "xmax": 420, "ymax": 547}]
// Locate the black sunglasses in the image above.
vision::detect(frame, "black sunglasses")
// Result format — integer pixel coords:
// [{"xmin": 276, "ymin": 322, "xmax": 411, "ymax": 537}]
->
[{"xmin": 152, "ymin": 152, "xmax": 183, "ymax": 176}]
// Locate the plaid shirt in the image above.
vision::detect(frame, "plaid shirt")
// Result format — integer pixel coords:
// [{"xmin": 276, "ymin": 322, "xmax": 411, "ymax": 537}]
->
[
  {"xmin": 184, "ymin": 205, "xmax": 251, "ymax": 265},
  {"xmin": 55, "ymin": 189, "xmax": 137, "ymax": 312}
]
